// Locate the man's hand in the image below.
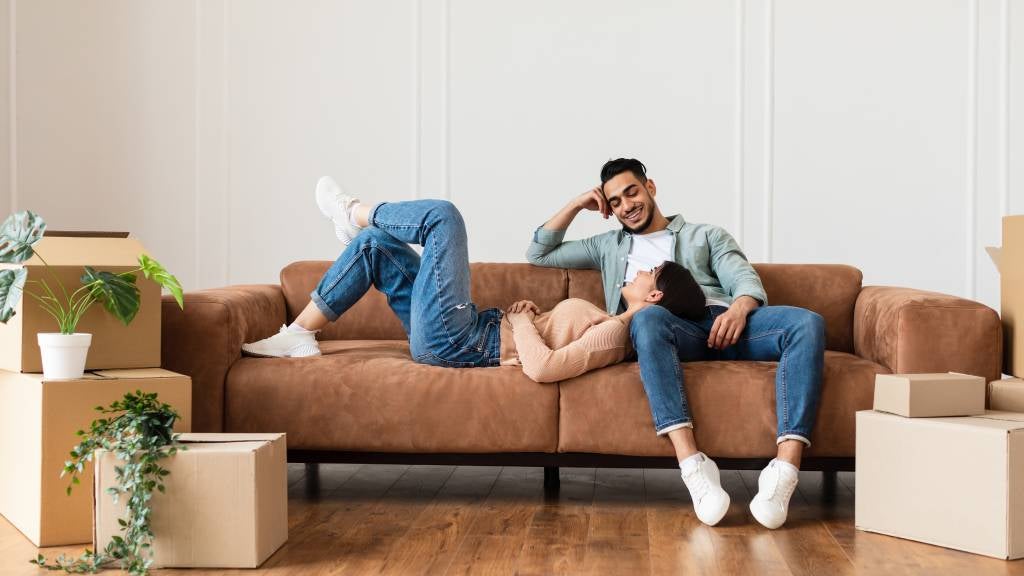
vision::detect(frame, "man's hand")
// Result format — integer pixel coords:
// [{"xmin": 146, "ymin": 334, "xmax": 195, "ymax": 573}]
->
[
  {"xmin": 507, "ymin": 300, "xmax": 540, "ymax": 321},
  {"xmin": 573, "ymin": 186, "xmax": 610, "ymax": 219},
  {"xmin": 707, "ymin": 296, "xmax": 760, "ymax": 350}
]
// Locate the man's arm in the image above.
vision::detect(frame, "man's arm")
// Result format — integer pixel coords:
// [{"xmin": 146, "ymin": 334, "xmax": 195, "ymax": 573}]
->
[
  {"xmin": 525, "ymin": 186, "xmax": 608, "ymax": 270},
  {"xmin": 707, "ymin": 226, "xmax": 768, "ymax": 307},
  {"xmin": 705, "ymin": 226, "xmax": 767, "ymax": 350}
]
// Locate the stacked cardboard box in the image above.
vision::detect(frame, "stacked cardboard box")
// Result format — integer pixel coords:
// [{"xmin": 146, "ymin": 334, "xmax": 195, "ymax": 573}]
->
[
  {"xmin": 94, "ymin": 433, "xmax": 289, "ymax": 568},
  {"xmin": 0, "ymin": 369, "xmax": 191, "ymax": 546},
  {"xmin": 857, "ymin": 372, "xmax": 1024, "ymax": 559},
  {"xmin": 0, "ymin": 232, "xmax": 289, "ymax": 567}
]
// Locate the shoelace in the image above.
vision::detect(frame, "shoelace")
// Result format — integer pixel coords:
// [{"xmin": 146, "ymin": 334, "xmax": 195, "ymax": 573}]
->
[
  {"xmin": 682, "ymin": 465, "xmax": 711, "ymax": 502},
  {"xmin": 762, "ymin": 465, "xmax": 797, "ymax": 503}
]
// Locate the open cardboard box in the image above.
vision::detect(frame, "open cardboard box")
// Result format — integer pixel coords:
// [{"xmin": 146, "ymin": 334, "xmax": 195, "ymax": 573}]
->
[
  {"xmin": 0, "ymin": 232, "xmax": 161, "ymax": 373},
  {"xmin": 94, "ymin": 433, "xmax": 288, "ymax": 568},
  {"xmin": 987, "ymin": 215, "xmax": 1024, "ymax": 378},
  {"xmin": 0, "ymin": 368, "xmax": 191, "ymax": 547}
]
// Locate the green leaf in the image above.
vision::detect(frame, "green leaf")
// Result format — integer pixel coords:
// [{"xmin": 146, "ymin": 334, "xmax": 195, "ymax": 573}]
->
[
  {"xmin": 0, "ymin": 211, "xmax": 46, "ymax": 264},
  {"xmin": 81, "ymin": 267, "xmax": 140, "ymax": 325},
  {"xmin": 0, "ymin": 268, "xmax": 28, "ymax": 323},
  {"xmin": 137, "ymin": 254, "xmax": 183, "ymax": 309}
]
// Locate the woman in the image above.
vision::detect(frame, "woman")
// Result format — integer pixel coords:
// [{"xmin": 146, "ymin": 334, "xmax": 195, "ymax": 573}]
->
[{"xmin": 242, "ymin": 177, "xmax": 705, "ymax": 382}]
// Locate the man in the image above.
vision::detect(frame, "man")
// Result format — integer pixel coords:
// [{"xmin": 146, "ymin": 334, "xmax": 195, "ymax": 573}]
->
[{"xmin": 526, "ymin": 158, "xmax": 824, "ymax": 529}]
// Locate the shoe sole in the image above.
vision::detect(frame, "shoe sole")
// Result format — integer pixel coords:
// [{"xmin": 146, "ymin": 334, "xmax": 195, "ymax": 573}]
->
[{"xmin": 241, "ymin": 346, "xmax": 322, "ymax": 359}]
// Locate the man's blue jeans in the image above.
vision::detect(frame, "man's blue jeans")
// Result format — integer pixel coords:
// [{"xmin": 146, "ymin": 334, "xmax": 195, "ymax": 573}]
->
[
  {"xmin": 309, "ymin": 199, "xmax": 502, "ymax": 368},
  {"xmin": 629, "ymin": 304, "xmax": 825, "ymax": 445}
]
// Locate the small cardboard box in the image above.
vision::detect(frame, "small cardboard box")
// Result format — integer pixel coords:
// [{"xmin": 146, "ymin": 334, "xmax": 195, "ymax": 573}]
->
[
  {"xmin": 0, "ymin": 233, "xmax": 162, "ymax": 373},
  {"xmin": 987, "ymin": 215, "xmax": 1024, "ymax": 377},
  {"xmin": 873, "ymin": 372, "xmax": 986, "ymax": 417},
  {"xmin": 0, "ymin": 368, "xmax": 191, "ymax": 547},
  {"xmin": 856, "ymin": 410, "xmax": 1024, "ymax": 559},
  {"xmin": 990, "ymin": 378, "xmax": 1024, "ymax": 412},
  {"xmin": 94, "ymin": 433, "xmax": 288, "ymax": 568}
]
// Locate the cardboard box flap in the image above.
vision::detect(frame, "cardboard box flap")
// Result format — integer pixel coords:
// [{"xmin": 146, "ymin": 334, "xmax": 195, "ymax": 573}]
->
[
  {"xmin": 22, "ymin": 236, "xmax": 148, "ymax": 267},
  {"xmin": 178, "ymin": 433, "xmax": 285, "ymax": 444},
  {"xmin": 987, "ymin": 246, "xmax": 1002, "ymax": 271},
  {"xmin": 975, "ymin": 411, "xmax": 1024, "ymax": 424},
  {"xmin": 91, "ymin": 368, "xmax": 181, "ymax": 379}
]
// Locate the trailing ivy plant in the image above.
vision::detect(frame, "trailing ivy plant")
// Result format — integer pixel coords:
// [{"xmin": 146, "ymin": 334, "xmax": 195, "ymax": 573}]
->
[
  {"xmin": 30, "ymin": 391, "xmax": 186, "ymax": 576},
  {"xmin": 0, "ymin": 210, "xmax": 184, "ymax": 333}
]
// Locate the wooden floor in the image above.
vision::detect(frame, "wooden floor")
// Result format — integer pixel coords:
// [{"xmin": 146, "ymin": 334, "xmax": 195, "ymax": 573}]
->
[{"xmin": 3, "ymin": 464, "xmax": 1023, "ymax": 575}]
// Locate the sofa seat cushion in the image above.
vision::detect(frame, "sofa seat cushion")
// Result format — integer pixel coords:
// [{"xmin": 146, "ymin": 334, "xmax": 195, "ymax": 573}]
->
[
  {"xmin": 558, "ymin": 350, "xmax": 888, "ymax": 458},
  {"xmin": 225, "ymin": 340, "xmax": 559, "ymax": 453}
]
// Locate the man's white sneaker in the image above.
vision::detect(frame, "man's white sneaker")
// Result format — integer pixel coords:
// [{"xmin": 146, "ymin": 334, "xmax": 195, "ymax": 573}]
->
[
  {"xmin": 241, "ymin": 325, "xmax": 321, "ymax": 358},
  {"xmin": 749, "ymin": 459, "xmax": 799, "ymax": 529},
  {"xmin": 680, "ymin": 452, "xmax": 731, "ymax": 526},
  {"xmin": 315, "ymin": 176, "xmax": 363, "ymax": 245}
]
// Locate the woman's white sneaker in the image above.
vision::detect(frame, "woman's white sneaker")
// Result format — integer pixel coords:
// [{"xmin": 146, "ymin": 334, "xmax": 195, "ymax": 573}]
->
[
  {"xmin": 749, "ymin": 459, "xmax": 799, "ymax": 529},
  {"xmin": 679, "ymin": 452, "xmax": 731, "ymax": 526},
  {"xmin": 241, "ymin": 325, "xmax": 321, "ymax": 358},
  {"xmin": 315, "ymin": 176, "xmax": 363, "ymax": 245}
]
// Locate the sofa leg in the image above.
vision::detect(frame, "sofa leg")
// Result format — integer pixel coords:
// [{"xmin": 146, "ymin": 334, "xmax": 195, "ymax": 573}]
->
[
  {"xmin": 543, "ymin": 466, "xmax": 560, "ymax": 496},
  {"xmin": 822, "ymin": 469, "xmax": 837, "ymax": 504},
  {"xmin": 305, "ymin": 462, "xmax": 321, "ymax": 495}
]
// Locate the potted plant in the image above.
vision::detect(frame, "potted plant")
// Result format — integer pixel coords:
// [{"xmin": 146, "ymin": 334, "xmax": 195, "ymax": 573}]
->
[
  {"xmin": 0, "ymin": 211, "xmax": 184, "ymax": 379},
  {"xmin": 30, "ymin": 390, "xmax": 186, "ymax": 576}
]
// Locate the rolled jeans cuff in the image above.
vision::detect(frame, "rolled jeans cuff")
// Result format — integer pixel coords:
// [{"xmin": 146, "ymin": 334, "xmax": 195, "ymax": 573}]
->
[
  {"xmin": 776, "ymin": 433, "xmax": 811, "ymax": 447},
  {"xmin": 656, "ymin": 421, "xmax": 693, "ymax": 436},
  {"xmin": 309, "ymin": 290, "xmax": 340, "ymax": 322}
]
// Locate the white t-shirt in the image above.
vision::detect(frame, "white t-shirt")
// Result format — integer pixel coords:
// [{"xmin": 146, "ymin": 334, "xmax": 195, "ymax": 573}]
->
[{"xmin": 623, "ymin": 230, "xmax": 729, "ymax": 308}]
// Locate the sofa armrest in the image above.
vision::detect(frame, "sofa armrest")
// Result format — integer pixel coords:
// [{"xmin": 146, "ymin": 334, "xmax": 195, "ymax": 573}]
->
[
  {"xmin": 161, "ymin": 285, "xmax": 286, "ymax": 432},
  {"xmin": 854, "ymin": 286, "xmax": 1002, "ymax": 382}
]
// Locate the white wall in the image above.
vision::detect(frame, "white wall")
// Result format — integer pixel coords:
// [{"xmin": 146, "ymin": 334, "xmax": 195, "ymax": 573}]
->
[
  {"xmin": 5, "ymin": 0, "xmax": 1023, "ymax": 312},
  {"xmin": 0, "ymin": 0, "xmax": 10, "ymax": 215}
]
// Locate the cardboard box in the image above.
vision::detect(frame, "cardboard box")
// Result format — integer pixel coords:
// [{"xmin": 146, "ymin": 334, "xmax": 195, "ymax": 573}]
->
[
  {"xmin": 873, "ymin": 372, "xmax": 986, "ymax": 417},
  {"xmin": 0, "ymin": 368, "xmax": 191, "ymax": 547},
  {"xmin": 0, "ymin": 233, "xmax": 162, "ymax": 373},
  {"xmin": 988, "ymin": 215, "xmax": 1024, "ymax": 377},
  {"xmin": 856, "ymin": 410, "xmax": 1024, "ymax": 559},
  {"xmin": 990, "ymin": 378, "xmax": 1024, "ymax": 412},
  {"xmin": 94, "ymin": 433, "xmax": 288, "ymax": 568}
]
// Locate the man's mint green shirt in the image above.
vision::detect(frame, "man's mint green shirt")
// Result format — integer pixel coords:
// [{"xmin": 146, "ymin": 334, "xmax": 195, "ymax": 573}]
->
[{"xmin": 526, "ymin": 215, "xmax": 768, "ymax": 315}]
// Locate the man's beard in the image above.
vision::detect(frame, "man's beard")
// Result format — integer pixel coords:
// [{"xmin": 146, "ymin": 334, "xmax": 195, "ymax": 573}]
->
[{"xmin": 620, "ymin": 207, "xmax": 654, "ymax": 234}]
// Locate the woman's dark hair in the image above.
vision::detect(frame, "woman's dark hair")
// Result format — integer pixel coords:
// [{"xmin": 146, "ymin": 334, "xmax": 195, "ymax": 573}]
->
[
  {"xmin": 655, "ymin": 261, "xmax": 706, "ymax": 320},
  {"xmin": 600, "ymin": 158, "xmax": 648, "ymax": 187}
]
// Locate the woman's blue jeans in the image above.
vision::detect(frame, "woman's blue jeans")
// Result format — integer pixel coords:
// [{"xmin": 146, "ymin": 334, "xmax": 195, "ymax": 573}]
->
[{"xmin": 310, "ymin": 199, "xmax": 502, "ymax": 368}]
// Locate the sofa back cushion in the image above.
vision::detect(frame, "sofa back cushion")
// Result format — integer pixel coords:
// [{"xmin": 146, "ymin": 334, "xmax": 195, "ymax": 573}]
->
[
  {"xmin": 282, "ymin": 261, "xmax": 862, "ymax": 350},
  {"xmin": 280, "ymin": 261, "xmax": 568, "ymax": 341},
  {"xmin": 568, "ymin": 263, "xmax": 862, "ymax": 353}
]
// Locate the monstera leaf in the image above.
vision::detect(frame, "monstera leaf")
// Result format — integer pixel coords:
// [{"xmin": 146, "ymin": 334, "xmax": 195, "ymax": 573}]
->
[
  {"xmin": 0, "ymin": 268, "xmax": 28, "ymax": 323},
  {"xmin": 0, "ymin": 211, "xmax": 47, "ymax": 264},
  {"xmin": 81, "ymin": 267, "xmax": 140, "ymax": 326},
  {"xmin": 138, "ymin": 254, "xmax": 183, "ymax": 309}
]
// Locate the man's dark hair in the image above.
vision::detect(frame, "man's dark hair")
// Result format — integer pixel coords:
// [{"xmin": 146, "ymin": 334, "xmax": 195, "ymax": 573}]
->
[
  {"xmin": 600, "ymin": 158, "xmax": 648, "ymax": 188},
  {"xmin": 655, "ymin": 261, "xmax": 705, "ymax": 320}
]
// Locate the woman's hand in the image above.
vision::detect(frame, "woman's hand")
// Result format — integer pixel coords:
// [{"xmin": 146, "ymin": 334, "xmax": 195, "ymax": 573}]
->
[{"xmin": 507, "ymin": 300, "xmax": 540, "ymax": 320}]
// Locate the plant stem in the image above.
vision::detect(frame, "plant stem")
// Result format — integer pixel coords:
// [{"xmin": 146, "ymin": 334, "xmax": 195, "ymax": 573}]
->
[{"xmin": 31, "ymin": 251, "xmax": 72, "ymax": 311}]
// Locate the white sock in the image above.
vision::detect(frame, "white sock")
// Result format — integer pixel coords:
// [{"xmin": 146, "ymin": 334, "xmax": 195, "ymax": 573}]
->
[
  {"xmin": 773, "ymin": 458, "xmax": 799, "ymax": 474},
  {"xmin": 348, "ymin": 202, "xmax": 364, "ymax": 229},
  {"xmin": 287, "ymin": 322, "xmax": 313, "ymax": 334}
]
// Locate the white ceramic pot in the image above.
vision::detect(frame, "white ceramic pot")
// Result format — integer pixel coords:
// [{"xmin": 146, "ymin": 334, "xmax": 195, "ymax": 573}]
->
[{"xmin": 37, "ymin": 333, "xmax": 92, "ymax": 380}]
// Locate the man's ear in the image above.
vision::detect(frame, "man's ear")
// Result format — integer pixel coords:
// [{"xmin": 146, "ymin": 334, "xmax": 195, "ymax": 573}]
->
[
  {"xmin": 646, "ymin": 178, "xmax": 657, "ymax": 197},
  {"xmin": 645, "ymin": 290, "xmax": 664, "ymax": 304}
]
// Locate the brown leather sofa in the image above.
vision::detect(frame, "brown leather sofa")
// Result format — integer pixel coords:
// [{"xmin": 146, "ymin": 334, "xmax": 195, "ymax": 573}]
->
[{"xmin": 161, "ymin": 261, "xmax": 1001, "ymax": 490}]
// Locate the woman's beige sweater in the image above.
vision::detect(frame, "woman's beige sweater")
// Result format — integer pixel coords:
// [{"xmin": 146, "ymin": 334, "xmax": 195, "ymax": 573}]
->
[{"xmin": 499, "ymin": 298, "xmax": 631, "ymax": 383}]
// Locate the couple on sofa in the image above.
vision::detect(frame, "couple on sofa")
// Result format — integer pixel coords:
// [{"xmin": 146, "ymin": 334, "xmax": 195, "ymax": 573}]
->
[{"xmin": 242, "ymin": 158, "xmax": 826, "ymax": 530}]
